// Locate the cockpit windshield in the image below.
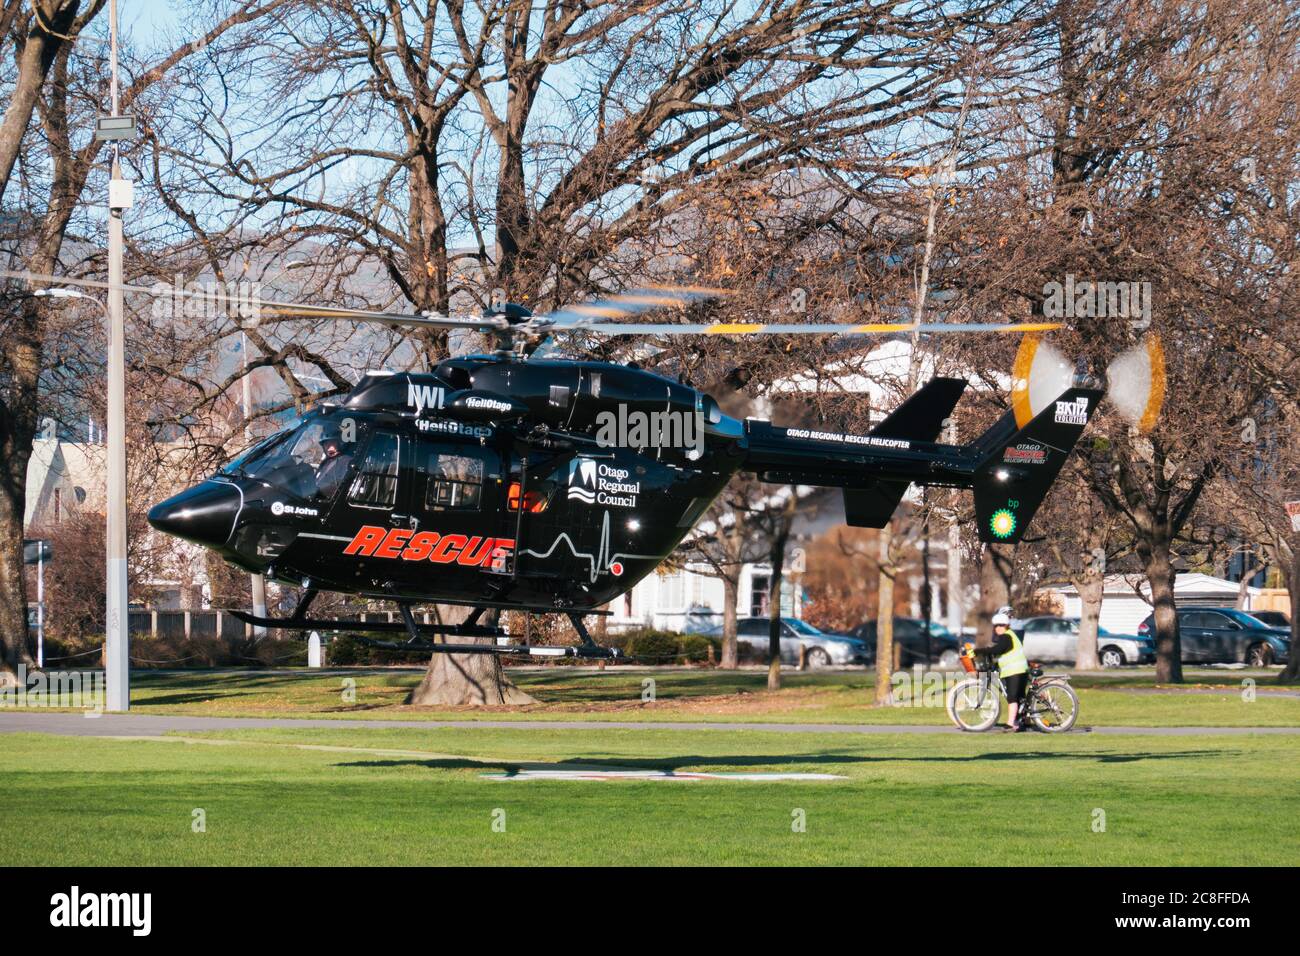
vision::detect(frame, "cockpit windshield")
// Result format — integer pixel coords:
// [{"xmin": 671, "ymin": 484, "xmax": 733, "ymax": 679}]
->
[{"xmin": 220, "ymin": 415, "xmax": 346, "ymax": 500}]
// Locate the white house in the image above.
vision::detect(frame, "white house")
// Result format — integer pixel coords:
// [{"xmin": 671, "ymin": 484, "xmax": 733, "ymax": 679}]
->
[
  {"xmin": 24, "ymin": 436, "xmax": 103, "ymax": 527},
  {"xmin": 1050, "ymin": 572, "xmax": 1261, "ymax": 635},
  {"xmin": 606, "ymin": 561, "xmax": 803, "ymax": 633}
]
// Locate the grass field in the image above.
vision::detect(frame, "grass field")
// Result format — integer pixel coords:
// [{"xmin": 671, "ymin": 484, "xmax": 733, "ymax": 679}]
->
[
  {"xmin": 3, "ymin": 667, "xmax": 1296, "ymax": 865},
  {"xmin": 106, "ymin": 665, "xmax": 1300, "ymax": 726},
  {"xmin": 2, "ymin": 726, "xmax": 1297, "ymax": 865}
]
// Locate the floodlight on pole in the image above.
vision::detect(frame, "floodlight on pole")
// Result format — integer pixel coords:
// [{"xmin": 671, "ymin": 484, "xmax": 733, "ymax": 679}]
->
[{"xmin": 34, "ymin": 287, "xmax": 103, "ymax": 304}]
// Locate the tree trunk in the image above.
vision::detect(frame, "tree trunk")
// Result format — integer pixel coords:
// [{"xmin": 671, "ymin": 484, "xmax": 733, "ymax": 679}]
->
[
  {"xmin": 873, "ymin": 523, "xmax": 895, "ymax": 705},
  {"xmin": 767, "ymin": 532, "xmax": 788, "ymax": 692},
  {"xmin": 405, "ymin": 608, "xmax": 535, "ymax": 706},
  {"xmin": 976, "ymin": 542, "xmax": 1015, "ymax": 649},
  {"xmin": 1234, "ymin": 557, "xmax": 1252, "ymax": 609},
  {"xmin": 0, "ymin": 302, "xmax": 42, "ymax": 682},
  {"xmin": 1280, "ymin": 547, "xmax": 1300, "ymax": 683},
  {"xmin": 0, "ymin": 1, "xmax": 83, "ymax": 204},
  {"xmin": 0, "ymin": 483, "xmax": 34, "ymax": 686},
  {"xmin": 720, "ymin": 572, "xmax": 739, "ymax": 669},
  {"xmin": 1143, "ymin": 541, "xmax": 1183, "ymax": 683},
  {"xmin": 1074, "ymin": 568, "xmax": 1103, "ymax": 670}
]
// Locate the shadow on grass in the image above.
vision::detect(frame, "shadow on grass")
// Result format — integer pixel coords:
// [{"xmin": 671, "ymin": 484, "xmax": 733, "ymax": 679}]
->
[
  {"xmin": 134, "ymin": 670, "xmax": 415, "ymax": 707},
  {"xmin": 333, "ymin": 749, "xmax": 1234, "ymax": 773}
]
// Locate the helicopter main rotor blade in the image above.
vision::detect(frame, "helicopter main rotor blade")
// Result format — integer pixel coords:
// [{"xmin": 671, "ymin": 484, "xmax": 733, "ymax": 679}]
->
[
  {"xmin": 535, "ymin": 286, "xmax": 730, "ymax": 329},
  {"xmin": 5, "ymin": 269, "xmax": 1060, "ymax": 337},
  {"xmin": 548, "ymin": 320, "xmax": 1064, "ymax": 336},
  {"xmin": 0, "ymin": 269, "xmax": 504, "ymax": 331}
]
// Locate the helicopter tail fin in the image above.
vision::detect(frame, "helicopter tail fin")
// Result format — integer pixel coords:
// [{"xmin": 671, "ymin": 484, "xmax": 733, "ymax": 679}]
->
[
  {"xmin": 970, "ymin": 386, "xmax": 1104, "ymax": 543},
  {"xmin": 840, "ymin": 378, "xmax": 969, "ymax": 528},
  {"xmin": 870, "ymin": 377, "xmax": 967, "ymax": 441}
]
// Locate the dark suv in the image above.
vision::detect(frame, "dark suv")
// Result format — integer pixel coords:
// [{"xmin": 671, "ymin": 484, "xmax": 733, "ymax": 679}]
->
[
  {"xmin": 1250, "ymin": 610, "xmax": 1291, "ymax": 629},
  {"xmin": 1137, "ymin": 607, "xmax": 1291, "ymax": 665},
  {"xmin": 850, "ymin": 617, "xmax": 963, "ymax": 667}
]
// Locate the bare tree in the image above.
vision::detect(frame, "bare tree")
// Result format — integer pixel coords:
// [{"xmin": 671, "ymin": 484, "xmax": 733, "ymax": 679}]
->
[
  {"xmin": 0, "ymin": 1, "xmax": 285, "ymax": 682},
  {"xmin": 932, "ymin": 0, "xmax": 1300, "ymax": 681},
  {"xmin": 0, "ymin": 0, "xmax": 102, "ymax": 203}
]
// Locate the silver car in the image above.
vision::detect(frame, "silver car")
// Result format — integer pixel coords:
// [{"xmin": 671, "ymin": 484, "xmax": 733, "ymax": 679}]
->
[
  {"xmin": 704, "ymin": 617, "xmax": 870, "ymax": 667},
  {"xmin": 1019, "ymin": 616, "xmax": 1155, "ymax": 667}
]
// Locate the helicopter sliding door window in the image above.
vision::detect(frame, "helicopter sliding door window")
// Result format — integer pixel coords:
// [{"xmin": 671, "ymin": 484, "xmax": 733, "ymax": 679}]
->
[
  {"xmin": 425, "ymin": 452, "xmax": 485, "ymax": 511},
  {"xmin": 347, "ymin": 433, "xmax": 401, "ymax": 509}
]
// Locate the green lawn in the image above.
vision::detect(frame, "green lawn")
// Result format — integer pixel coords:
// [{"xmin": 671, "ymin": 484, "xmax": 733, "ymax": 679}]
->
[
  {"xmin": 81, "ymin": 666, "xmax": 1300, "ymax": 727},
  {"xmin": 2, "ymin": 727, "xmax": 1296, "ymax": 865}
]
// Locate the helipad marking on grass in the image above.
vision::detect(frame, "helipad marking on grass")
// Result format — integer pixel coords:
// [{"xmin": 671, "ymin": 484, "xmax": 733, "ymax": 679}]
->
[{"xmin": 482, "ymin": 769, "xmax": 845, "ymax": 781}]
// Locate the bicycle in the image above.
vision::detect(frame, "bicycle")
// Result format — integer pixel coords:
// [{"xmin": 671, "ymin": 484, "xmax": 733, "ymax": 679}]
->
[{"xmin": 946, "ymin": 653, "xmax": 1079, "ymax": 732}]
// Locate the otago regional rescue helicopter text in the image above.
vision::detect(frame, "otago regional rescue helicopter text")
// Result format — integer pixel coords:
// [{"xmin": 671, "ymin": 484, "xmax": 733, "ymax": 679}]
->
[{"xmin": 7, "ymin": 271, "xmax": 1102, "ymax": 659}]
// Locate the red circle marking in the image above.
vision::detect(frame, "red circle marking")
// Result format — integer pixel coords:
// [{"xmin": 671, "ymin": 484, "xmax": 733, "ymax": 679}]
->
[{"xmin": 609, "ymin": 561, "xmax": 624, "ymax": 576}]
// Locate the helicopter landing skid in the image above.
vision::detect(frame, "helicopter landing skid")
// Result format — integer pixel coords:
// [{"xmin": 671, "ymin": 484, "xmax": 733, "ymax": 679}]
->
[
  {"xmin": 228, "ymin": 603, "xmax": 621, "ymax": 660},
  {"xmin": 352, "ymin": 635, "xmax": 620, "ymax": 659},
  {"xmin": 368, "ymin": 605, "xmax": 620, "ymax": 660},
  {"xmin": 227, "ymin": 609, "xmax": 504, "ymax": 639}
]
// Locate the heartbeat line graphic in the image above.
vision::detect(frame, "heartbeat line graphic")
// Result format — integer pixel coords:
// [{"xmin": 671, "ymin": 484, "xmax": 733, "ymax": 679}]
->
[{"xmin": 522, "ymin": 511, "xmax": 660, "ymax": 583}]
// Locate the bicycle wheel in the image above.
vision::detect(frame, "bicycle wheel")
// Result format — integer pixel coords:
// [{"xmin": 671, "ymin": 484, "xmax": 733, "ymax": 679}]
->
[
  {"xmin": 1028, "ymin": 680, "xmax": 1079, "ymax": 732},
  {"xmin": 947, "ymin": 677, "xmax": 1001, "ymax": 731}
]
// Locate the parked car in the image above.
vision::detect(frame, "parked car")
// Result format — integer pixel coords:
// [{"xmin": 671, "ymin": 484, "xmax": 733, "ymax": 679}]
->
[
  {"xmin": 1137, "ymin": 607, "xmax": 1291, "ymax": 665},
  {"xmin": 1018, "ymin": 616, "xmax": 1155, "ymax": 667},
  {"xmin": 701, "ymin": 617, "xmax": 870, "ymax": 667},
  {"xmin": 850, "ymin": 617, "xmax": 963, "ymax": 668}
]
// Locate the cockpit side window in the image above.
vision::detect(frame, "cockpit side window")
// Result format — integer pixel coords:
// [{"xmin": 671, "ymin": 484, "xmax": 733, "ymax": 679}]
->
[
  {"xmin": 426, "ymin": 451, "xmax": 485, "ymax": 511},
  {"xmin": 290, "ymin": 422, "xmax": 328, "ymax": 467},
  {"xmin": 222, "ymin": 418, "xmax": 329, "ymax": 500},
  {"xmin": 347, "ymin": 433, "xmax": 400, "ymax": 509}
]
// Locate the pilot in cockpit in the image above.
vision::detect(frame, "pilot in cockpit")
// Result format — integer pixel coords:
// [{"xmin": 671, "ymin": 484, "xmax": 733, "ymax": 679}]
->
[{"xmin": 314, "ymin": 424, "xmax": 353, "ymax": 500}]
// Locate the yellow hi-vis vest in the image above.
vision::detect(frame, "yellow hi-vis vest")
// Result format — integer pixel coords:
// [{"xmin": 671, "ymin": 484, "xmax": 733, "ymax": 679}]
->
[{"xmin": 998, "ymin": 631, "xmax": 1028, "ymax": 677}]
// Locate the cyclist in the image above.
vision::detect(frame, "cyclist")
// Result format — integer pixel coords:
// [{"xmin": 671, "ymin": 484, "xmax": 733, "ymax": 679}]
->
[{"xmin": 988, "ymin": 608, "xmax": 1028, "ymax": 731}]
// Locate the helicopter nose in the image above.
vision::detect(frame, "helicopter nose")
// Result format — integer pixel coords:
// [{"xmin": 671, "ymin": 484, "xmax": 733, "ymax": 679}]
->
[{"xmin": 147, "ymin": 481, "xmax": 242, "ymax": 547}]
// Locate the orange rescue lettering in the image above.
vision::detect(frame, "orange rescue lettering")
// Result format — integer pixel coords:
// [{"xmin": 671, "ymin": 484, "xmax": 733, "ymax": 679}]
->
[{"xmin": 343, "ymin": 525, "xmax": 513, "ymax": 566}]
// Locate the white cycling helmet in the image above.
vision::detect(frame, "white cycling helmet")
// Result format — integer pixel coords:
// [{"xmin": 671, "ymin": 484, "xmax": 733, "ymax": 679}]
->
[{"xmin": 991, "ymin": 608, "xmax": 1012, "ymax": 626}]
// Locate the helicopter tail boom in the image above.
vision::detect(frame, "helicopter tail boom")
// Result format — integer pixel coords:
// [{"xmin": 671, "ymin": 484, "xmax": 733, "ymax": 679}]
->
[{"xmin": 742, "ymin": 380, "xmax": 1103, "ymax": 541}]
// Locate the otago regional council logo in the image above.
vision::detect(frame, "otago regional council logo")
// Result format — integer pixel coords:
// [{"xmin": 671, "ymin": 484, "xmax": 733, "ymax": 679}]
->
[{"xmin": 989, "ymin": 509, "xmax": 1017, "ymax": 539}]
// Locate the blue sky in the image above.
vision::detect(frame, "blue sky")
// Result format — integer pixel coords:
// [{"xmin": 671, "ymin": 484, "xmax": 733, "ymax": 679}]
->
[{"xmin": 120, "ymin": 0, "xmax": 183, "ymax": 39}]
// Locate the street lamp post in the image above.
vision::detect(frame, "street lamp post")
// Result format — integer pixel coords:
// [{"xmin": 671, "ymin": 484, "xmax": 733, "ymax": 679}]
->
[
  {"xmin": 49, "ymin": 0, "xmax": 134, "ymax": 710},
  {"xmin": 104, "ymin": 0, "xmax": 130, "ymax": 711},
  {"xmin": 242, "ymin": 330, "xmax": 267, "ymax": 634}
]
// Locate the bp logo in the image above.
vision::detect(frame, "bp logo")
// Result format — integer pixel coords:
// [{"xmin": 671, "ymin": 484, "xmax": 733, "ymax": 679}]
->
[{"xmin": 989, "ymin": 509, "xmax": 1017, "ymax": 539}]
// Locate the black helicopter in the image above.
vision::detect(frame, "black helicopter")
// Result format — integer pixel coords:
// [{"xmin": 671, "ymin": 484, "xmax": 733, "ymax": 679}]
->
[
  {"xmin": 4, "ymin": 270, "xmax": 1099, "ymax": 660},
  {"xmin": 140, "ymin": 291, "xmax": 1101, "ymax": 660}
]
